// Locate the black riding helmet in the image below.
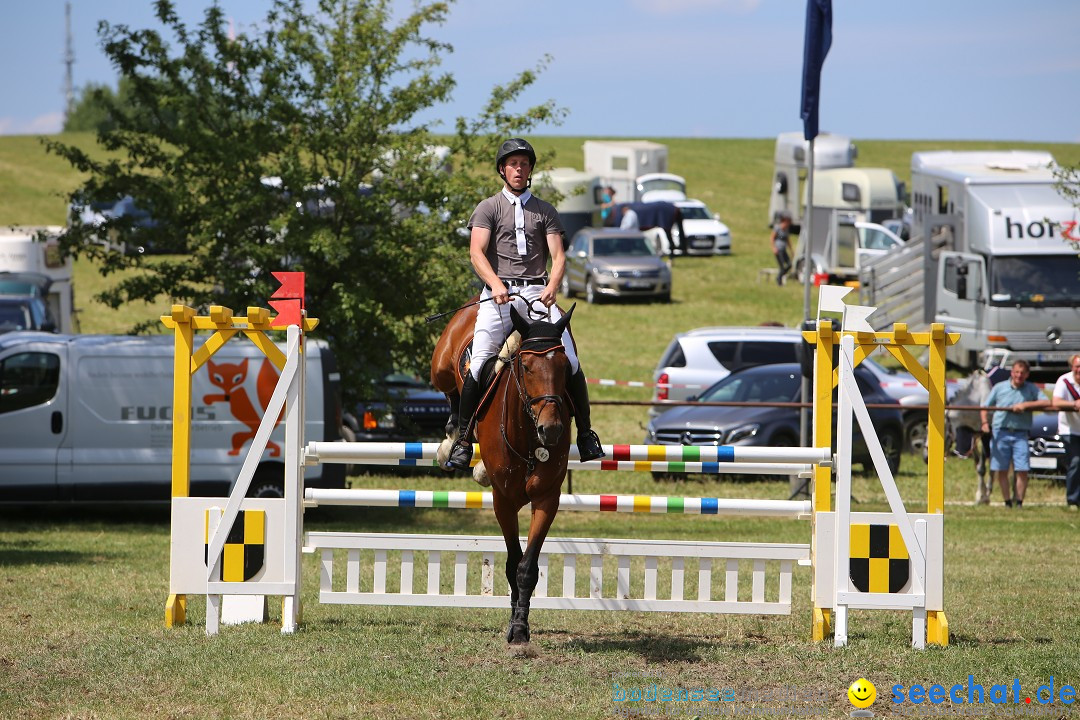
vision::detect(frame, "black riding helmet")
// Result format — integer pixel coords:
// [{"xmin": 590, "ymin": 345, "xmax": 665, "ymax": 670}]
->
[{"xmin": 495, "ymin": 138, "xmax": 536, "ymax": 174}]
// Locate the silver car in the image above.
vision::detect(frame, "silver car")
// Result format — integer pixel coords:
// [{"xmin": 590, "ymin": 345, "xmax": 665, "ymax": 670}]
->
[{"xmin": 562, "ymin": 228, "xmax": 672, "ymax": 303}]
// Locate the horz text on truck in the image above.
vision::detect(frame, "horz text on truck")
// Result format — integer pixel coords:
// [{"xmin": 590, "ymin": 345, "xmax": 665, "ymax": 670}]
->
[{"xmin": 859, "ymin": 150, "xmax": 1080, "ymax": 373}]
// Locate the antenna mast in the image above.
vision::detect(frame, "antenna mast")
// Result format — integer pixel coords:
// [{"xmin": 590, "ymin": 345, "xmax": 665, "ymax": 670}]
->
[{"xmin": 63, "ymin": 2, "xmax": 76, "ymax": 118}]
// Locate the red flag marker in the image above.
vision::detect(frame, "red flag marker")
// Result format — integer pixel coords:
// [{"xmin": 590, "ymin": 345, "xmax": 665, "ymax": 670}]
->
[
  {"xmin": 269, "ymin": 299, "xmax": 302, "ymax": 328},
  {"xmin": 271, "ymin": 272, "xmax": 305, "ymax": 302}
]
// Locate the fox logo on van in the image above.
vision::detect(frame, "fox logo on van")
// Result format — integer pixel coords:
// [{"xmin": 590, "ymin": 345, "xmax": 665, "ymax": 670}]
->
[{"xmin": 203, "ymin": 358, "xmax": 282, "ymax": 456}]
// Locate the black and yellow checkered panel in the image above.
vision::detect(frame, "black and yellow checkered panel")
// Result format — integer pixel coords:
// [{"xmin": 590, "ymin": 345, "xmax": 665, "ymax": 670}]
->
[
  {"xmin": 849, "ymin": 523, "xmax": 910, "ymax": 593},
  {"xmin": 204, "ymin": 510, "xmax": 266, "ymax": 582}
]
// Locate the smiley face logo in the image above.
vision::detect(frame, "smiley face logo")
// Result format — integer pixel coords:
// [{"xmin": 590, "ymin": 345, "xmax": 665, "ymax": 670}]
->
[{"xmin": 848, "ymin": 678, "xmax": 876, "ymax": 709}]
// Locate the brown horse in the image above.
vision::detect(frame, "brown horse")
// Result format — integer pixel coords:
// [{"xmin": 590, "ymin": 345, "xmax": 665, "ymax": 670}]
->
[{"xmin": 430, "ymin": 299, "xmax": 574, "ymax": 648}]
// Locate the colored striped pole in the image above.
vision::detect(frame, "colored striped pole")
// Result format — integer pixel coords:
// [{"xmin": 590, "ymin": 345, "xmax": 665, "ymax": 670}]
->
[
  {"xmin": 305, "ymin": 442, "xmax": 832, "ymax": 466},
  {"xmin": 304, "ymin": 488, "xmax": 812, "ymax": 518}
]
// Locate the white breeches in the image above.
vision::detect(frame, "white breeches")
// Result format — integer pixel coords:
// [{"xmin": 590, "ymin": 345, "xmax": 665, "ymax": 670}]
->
[{"xmin": 469, "ymin": 285, "xmax": 580, "ymax": 380}]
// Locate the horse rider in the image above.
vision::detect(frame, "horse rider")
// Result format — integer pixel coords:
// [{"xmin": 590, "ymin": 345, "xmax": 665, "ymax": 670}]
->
[{"xmin": 444, "ymin": 138, "xmax": 606, "ymax": 471}]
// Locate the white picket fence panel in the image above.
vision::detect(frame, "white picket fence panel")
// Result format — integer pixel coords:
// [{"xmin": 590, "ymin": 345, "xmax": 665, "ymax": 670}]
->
[{"xmin": 304, "ymin": 532, "xmax": 811, "ymax": 615}]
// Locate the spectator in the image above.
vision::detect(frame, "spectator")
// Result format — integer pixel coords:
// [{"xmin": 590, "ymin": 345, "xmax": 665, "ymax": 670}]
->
[
  {"xmin": 600, "ymin": 186, "xmax": 616, "ymax": 227},
  {"xmin": 620, "ymin": 205, "xmax": 640, "ymax": 230},
  {"xmin": 1051, "ymin": 353, "xmax": 1080, "ymax": 510},
  {"xmin": 980, "ymin": 359, "xmax": 1050, "ymax": 507},
  {"xmin": 770, "ymin": 212, "xmax": 792, "ymax": 286}
]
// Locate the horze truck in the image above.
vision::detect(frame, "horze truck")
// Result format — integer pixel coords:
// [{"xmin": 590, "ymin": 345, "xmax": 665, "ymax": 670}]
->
[
  {"xmin": 0, "ymin": 332, "xmax": 346, "ymax": 502},
  {"xmin": 858, "ymin": 150, "xmax": 1080, "ymax": 371}
]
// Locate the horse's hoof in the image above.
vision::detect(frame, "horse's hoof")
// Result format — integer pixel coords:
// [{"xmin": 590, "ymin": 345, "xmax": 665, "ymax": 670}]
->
[
  {"xmin": 436, "ymin": 438, "xmax": 454, "ymax": 472},
  {"xmin": 472, "ymin": 461, "xmax": 491, "ymax": 487},
  {"xmin": 506, "ymin": 641, "xmax": 539, "ymax": 659},
  {"xmin": 506, "ymin": 620, "xmax": 529, "ymax": 644}
]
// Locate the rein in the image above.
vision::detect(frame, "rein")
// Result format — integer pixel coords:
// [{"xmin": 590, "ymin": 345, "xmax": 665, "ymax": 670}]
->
[{"xmin": 498, "ymin": 342, "xmax": 567, "ymax": 471}]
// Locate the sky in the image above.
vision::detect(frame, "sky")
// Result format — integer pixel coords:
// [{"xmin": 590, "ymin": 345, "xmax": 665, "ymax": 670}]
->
[{"xmin": 2, "ymin": 0, "xmax": 1079, "ymax": 143}]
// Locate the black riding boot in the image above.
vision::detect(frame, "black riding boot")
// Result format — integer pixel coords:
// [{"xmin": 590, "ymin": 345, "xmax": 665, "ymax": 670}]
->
[
  {"xmin": 568, "ymin": 368, "xmax": 605, "ymax": 462},
  {"xmin": 445, "ymin": 374, "xmax": 480, "ymax": 471}
]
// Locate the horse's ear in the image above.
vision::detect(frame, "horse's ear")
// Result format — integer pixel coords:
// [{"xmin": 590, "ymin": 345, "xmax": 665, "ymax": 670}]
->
[
  {"xmin": 554, "ymin": 303, "xmax": 576, "ymax": 336},
  {"xmin": 510, "ymin": 304, "xmax": 530, "ymax": 336}
]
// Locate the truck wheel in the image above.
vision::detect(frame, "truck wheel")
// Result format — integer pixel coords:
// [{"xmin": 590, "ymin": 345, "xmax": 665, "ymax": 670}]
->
[
  {"xmin": 340, "ymin": 424, "xmax": 358, "ymax": 476},
  {"xmin": 247, "ymin": 467, "xmax": 285, "ymax": 499}
]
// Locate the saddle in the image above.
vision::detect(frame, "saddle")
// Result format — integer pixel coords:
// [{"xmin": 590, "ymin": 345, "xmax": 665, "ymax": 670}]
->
[{"xmin": 456, "ymin": 331, "xmax": 522, "ymax": 415}]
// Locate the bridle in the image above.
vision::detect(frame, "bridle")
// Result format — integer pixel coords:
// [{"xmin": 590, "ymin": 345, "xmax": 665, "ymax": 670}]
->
[{"xmin": 499, "ymin": 339, "xmax": 568, "ymax": 472}]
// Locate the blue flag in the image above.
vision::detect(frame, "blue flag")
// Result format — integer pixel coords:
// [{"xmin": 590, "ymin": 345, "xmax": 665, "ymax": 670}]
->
[{"xmin": 800, "ymin": 0, "xmax": 832, "ymax": 141}]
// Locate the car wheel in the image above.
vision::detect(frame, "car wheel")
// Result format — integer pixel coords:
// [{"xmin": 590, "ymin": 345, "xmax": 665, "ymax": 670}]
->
[
  {"xmin": 560, "ymin": 275, "xmax": 573, "ymax": 298},
  {"xmin": 904, "ymin": 413, "xmax": 928, "ymax": 457},
  {"xmin": 585, "ymin": 276, "xmax": 600, "ymax": 304},
  {"xmin": 766, "ymin": 432, "xmax": 797, "ymax": 481},
  {"xmin": 867, "ymin": 429, "xmax": 903, "ymax": 476},
  {"xmin": 657, "ymin": 291, "xmax": 671, "ymax": 303}
]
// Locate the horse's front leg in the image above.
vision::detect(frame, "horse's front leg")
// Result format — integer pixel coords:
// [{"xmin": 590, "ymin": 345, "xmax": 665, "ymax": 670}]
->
[
  {"xmin": 436, "ymin": 393, "xmax": 461, "ymax": 470},
  {"xmin": 443, "ymin": 392, "xmax": 460, "ymax": 439},
  {"xmin": 492, "ymin": 492, "xmax": 524, "ymax": 640},
  {"xmin": 508, "ymin": 494, "xmax": 559, "ymax": 645}
]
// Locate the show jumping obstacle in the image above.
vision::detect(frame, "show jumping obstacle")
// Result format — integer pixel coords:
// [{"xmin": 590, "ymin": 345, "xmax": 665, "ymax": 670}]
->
[{"xmin": 165, "ymin": 283, "xmax": 954, "ymax": 648}]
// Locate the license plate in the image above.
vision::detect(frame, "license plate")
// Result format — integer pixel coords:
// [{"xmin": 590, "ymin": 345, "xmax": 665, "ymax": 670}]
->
[
  {"xmin": 691, "ymin": 239, "xmax": 713, "ymax": 248},
  {"xmin": 1029, "ymin": 456, "xmax": 1057, "ymax": 469},
  {"xmin": 626, "ymin": 280, "xmax": 654, "ymax": 289}
]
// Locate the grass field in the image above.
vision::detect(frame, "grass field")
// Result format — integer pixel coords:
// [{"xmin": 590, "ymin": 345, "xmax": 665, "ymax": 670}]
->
[{"xmin": 2, "ymin": 132, "xmax": 1080, "ymax": 719}]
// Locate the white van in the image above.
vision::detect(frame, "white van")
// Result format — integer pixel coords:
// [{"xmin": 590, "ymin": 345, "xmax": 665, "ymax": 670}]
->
[{"xmin": 0, "ymin": 332, "xmax": 346, "ymax": 502}]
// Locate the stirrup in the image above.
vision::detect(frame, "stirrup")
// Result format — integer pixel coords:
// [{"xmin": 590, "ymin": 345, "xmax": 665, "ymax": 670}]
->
[
  {"xmin": 577, "ymin": 429, "xmax": 605, "ymax": 462},
  {"xmin": 445, "ymin": 439, "xmax": 474, "ymax": 471}
]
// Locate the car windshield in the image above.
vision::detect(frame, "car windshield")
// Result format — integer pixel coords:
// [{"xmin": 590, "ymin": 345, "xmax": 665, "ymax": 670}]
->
[
  {"xmin": 859, "ymin": 226, "xmax": 902, "ymax": 250},
  {"xmin": 593, "ymin": 235, "xmax": 654, "ymax": 257},
  {"xmin": 639, "ymin": 178, "xmax": 684, "ymax": 194},
  {"xmin": 989, "ymin": 255, "xmax": 1080, "ymax": 307},
  {"xmin": 0, "ymin": 304, "xmax": 31, "ymax": 332},
  {"xmin": 862, "ymin": 356, "xmax": 899, "ymax": 376},
  {"xmin": 699, "ymin": 369, "xmax": 800, "ymax": 403},
  {"xmin": 679, "ymin": 206, "xmax": 712, "ymax": 220}
]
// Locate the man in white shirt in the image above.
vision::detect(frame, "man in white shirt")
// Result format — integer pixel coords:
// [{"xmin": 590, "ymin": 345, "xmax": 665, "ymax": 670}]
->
[{"xmin": 1052, "ymin": 353, "xmax": 1080, "ymax": 509}]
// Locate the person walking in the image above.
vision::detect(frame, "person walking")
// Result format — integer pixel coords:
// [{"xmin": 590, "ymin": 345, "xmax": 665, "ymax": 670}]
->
[
  {"xmin": 980, "ymin": 359, "xmax": 1050, "ymax": 507},
  {"xmin": 770, "ymin": 212, "xmax": 792, "ymax": 286},
  {"xmin": 444, "ymin": 138, "xmax": 605, "ymax": 471},
  {"xmin": 1051, "ymin": 353, "xmax": 1080, "ymax": 510}
]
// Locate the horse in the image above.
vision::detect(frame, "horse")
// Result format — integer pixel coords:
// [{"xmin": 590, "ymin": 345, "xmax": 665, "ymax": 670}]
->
[
  {"xmin": 944, "ymin": 369, "xmax": 993, "ymax": 504},
  {"xmin": 430, "ymin": 297, "xmax": 575, "ymax": 650}
]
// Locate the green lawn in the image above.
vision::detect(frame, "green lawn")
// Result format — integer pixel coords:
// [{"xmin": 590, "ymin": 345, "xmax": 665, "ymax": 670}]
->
[{"xmin": 2, "ymin": 132, "xmax": 1080, "ymax": 719}]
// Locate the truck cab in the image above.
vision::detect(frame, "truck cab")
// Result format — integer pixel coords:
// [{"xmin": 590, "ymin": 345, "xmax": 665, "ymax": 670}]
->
[{"xmin": 860, "ymin": 150, "xmax": 1080, "ymax": 372}]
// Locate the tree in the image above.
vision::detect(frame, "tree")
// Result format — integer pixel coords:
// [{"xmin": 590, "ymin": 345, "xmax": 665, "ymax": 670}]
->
[{"xmin": 46, "ymin": 0, "xmax": 564, "ymax": 399}]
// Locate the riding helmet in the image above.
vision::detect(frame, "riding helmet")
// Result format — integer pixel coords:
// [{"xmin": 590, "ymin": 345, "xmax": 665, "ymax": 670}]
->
[{"xmin": 495, "ymin": 138, "xmax": 536, "ymax": 173}]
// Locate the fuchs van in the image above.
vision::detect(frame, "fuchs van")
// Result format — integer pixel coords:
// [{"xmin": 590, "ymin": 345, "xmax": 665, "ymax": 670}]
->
[{"xmin": 0, "ymin": 332, "xmax": 346, "ymax": 502}]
